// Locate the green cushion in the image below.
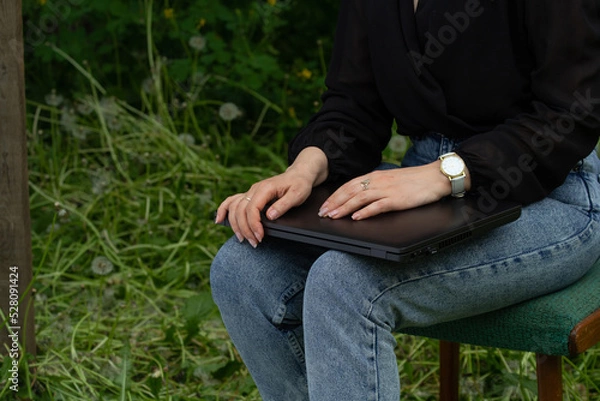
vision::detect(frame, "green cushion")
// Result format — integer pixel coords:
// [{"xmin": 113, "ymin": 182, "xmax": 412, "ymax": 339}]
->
[{"xmin": 399, "ymin": 259, "xmax": 600, "ymax": 356}]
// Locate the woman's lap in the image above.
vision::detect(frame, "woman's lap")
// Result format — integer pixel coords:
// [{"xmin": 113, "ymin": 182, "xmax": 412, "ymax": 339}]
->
[
  {"xmin": 209, "ymin": 134, "xmax": 600, "ymax": 400},
  {"xmin": 212, "ymin": 149, "xmax": 600, "ymax": 330}
]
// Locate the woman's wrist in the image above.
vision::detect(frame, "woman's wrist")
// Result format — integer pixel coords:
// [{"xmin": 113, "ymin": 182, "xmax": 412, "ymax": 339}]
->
[
  {"xmin": 430, "ymin": 159, "xmax": 472, "ymax": 197},
  {"xmin": 286, "ymin": 146, "xmax": 329, "ymax": 187}
]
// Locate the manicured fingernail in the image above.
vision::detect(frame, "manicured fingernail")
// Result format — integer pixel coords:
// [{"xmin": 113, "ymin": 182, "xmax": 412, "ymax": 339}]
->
[
  {"xmin": 318, "ymin": 206, "xmax": 330, "ymax": 217},
  {"xmin": 248, "ymin": 239, "xmax": 258, "ymax": 248},
  {"xmin": 235, "ymin": 232, "xmax": 244, "ymax": 243},
  {"xmin": 267, "ymin": 209, "xmax": 279, "ymax": 220},
  {"xmin": 352, "ymin": 212, "xmax": 361, "ymax": 221},
  {"xmin": 253, "ymin": 232, "xmax": 262, "ymax": 243},
  {"xmin": 327, "ymin": 209, "xmax": 339, "ymax": 218}
]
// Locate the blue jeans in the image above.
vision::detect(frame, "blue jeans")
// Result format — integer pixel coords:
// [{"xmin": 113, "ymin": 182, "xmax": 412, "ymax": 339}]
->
[{"xmin": 210, "ymin": 134, "xmax": 600, "ymax": 401}]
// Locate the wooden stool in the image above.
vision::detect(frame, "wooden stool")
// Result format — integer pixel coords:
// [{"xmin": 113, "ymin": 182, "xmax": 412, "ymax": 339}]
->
[{"xmin": 400, "ymin": 258, "xmax": 600, "ymax": 400}]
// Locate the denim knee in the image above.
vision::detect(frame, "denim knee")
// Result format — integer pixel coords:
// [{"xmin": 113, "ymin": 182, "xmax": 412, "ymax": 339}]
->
[
  {"xmin": 304, "ymin": 251, "xmax": 395, "ymax": 328},
  {"xmin": 209, "ymin": 238, "xmax": 240, "ymax": 311}
]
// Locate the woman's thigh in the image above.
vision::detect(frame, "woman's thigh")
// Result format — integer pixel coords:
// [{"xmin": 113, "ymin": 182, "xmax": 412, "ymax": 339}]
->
[{"xmin": 210, "ymin": 236, "xmax": 325, "ymax": 325}]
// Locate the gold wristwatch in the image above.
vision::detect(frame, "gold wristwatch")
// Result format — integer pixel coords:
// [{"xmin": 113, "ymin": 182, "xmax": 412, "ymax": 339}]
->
[{"xmin": 439, "ymin": 152, "xmax": 466, "ymax": 198}]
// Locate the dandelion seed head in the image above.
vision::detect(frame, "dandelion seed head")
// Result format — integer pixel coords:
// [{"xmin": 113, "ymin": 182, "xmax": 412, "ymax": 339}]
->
[
  {"xmin": 188, "ymin": 35, "xmax": 207, "ymax": 51},
  {"xmin": 190, "ymin": 71, "xmax": 206, "ymax": 86},
  {"xmin": 60, "ymin": 107, "xmax": 77, "ymax": 131},
  {"xmin": 198, "ymin": 188, "xmax": 213, "ymax": 204},
  {"xmin": 460, "ymin": 376, "xmax": 485, "ymax": 397},
  {"xmin": 91, "ymin": 172, "xmax": 111, "ymax": 195},
  {"xmin": 75, "ymin": 101, "xmax": 93, "ymax": 116},
  {"xmin": 46, "ymin": 223, "xmax": 60, "ymax": 234},
  {"xmin": 171, "ymin": 98, "xmax": 187, "ymax": 110},
  {"xmin": 178, "ymin": 133, "xmax": 196, "ymax": 146},
  {"xmin": 218, "ymin": 102, "xmax": 242, "ymax": 121},
  {"xmin": 99, "ymin": 97, "xmax": 120, "ymax": 116},
  {"xmin": 106, "ymin": 116, "xmax": 123, "ymax": 131},
  {"xmin": 45, "ymin": 89, "xmax": 64, "ymax": 107},
  {"xmin": 388, "ymin": 135, "xmax": 408, "ymax": 154},
  {"xmin": 91, "ymin": 256, "xmax": 114, "ymax": 276},
  {"xmin": 70, "ymin": 126, "xmax": 89, "ymax": 141},
  {"xmin": 142, "ymin": 77, "xmax": 155, "ymax": 94}
]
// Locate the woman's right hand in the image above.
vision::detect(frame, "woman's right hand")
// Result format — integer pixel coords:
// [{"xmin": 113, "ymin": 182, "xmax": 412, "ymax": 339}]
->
[{"xmin": 214, "ymin": 147, "xmax": 329, "ymax": 248}]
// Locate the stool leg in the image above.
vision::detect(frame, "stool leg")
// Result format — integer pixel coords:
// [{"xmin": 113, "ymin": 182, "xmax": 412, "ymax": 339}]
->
[
  {"xmin": 439, "ymin": 341, "xmax": 460, "ymax": 401},
  {"xmin": 536, "ymin": 354, "xmax": 563, "ymax": 401}
]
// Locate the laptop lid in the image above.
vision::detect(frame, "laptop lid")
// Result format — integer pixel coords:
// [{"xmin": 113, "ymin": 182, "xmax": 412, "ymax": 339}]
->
[{"xmin": 257, "ymin": 185, "xmax": 522, "ymax": 262}]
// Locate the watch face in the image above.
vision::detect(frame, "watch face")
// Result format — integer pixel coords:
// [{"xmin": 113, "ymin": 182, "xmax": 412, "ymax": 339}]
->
[{"xmin": 441, "ymin": 156, "xmax": 465, "ymax": 176}]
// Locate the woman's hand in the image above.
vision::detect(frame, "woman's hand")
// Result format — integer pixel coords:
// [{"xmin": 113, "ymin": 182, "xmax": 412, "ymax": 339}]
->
[
  {"xmin": 318, "ymin": 160, "xmax": 471, "ymax": 221},
  {"xmin": 215, "ymin": 147, "xmax": 328, "ymax": 248}
]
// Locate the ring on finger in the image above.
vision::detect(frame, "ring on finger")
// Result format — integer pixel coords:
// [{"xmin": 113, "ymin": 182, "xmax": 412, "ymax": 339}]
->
[
  {"xmin": 243, "ymin": 196, "xmax": 252, "ymax": 202},
  {"xmin": 360, "ymin": 178, "xmax": 371, "ymax": 191}
]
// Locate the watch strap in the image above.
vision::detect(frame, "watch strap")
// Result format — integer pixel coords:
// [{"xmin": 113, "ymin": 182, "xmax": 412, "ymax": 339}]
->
[{"xmin": 449, "ymin": 173, "xmax": 466, "ymax": 198}]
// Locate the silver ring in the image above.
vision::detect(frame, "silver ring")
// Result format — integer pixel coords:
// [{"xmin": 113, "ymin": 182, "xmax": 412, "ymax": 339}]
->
[
  {"xmin": 244, "ymin": 196, "xmax": 252, "ymax": 202},
  {"xmin": 360, "ymin": 179, "xmax": 370, "ymax": 191}
]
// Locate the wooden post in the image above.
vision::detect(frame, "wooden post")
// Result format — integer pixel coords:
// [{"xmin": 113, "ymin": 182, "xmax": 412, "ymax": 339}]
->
[{"xmin": 0, "ymin": 0, "xmax": 36, "ymax": 359}]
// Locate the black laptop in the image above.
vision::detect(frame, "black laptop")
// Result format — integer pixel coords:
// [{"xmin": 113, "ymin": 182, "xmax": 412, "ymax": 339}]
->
[{"xmin": 223, "ymin": 185, "xmax": 521, "ymax": 262}]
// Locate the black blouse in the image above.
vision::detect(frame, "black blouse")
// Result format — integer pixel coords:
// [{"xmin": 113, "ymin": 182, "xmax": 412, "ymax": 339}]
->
[{"xmin": 288, "ymin": 0, "xmax": 600, "ymax": 204}]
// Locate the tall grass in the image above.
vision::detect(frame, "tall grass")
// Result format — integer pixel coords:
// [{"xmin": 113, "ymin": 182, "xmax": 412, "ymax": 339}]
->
[{"xmin": 2, "ymin": 3, "xmax": 600, "ymax": 400}]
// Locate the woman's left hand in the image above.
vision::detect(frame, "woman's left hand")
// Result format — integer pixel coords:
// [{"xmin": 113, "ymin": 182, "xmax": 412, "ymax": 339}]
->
[{"xmin": 318, "ymin": 160, "xmax": 471, "ymax": 221}]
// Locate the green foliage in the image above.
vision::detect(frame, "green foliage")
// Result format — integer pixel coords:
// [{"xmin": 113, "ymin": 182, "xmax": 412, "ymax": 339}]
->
[{"xmin": 23, "ymin": 0, "xmax": 338, "ymax": 147}]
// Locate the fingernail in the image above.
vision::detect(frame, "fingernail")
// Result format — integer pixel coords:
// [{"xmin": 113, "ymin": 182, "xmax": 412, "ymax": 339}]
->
[
  {"xmin": 248, "ymin": 239, "xmax": 258, "ymax": 248},
  {"xmin": 327, "ymin": 209, "xmax": 339, "ymax": 218},
  {"xmin": 318, "ymin": 207, "xmax": 329, "ymax": 217},
  {"xmin": 253, "ymin": 232, "xmax": 262, "ymax": 243},
  {"xmin": 352, "ymin": 212, "xmax": 361, "ymax": 221},
  {"xmin": 235, "ymin": 232, "xmax": 244, "ymax": 243},
  {"xmin": 267, "ymin": 209, "xmax": 279, "ymax": 220}
]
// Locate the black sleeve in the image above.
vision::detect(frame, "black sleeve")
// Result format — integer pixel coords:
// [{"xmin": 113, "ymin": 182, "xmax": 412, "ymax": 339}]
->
[
  {"xmin": 455, "ymin": 0, "xmax": 600, "ymax": 204},
  {"xmin": 287, "ymin": 0, "xmax": 394, "ymax": 183}
]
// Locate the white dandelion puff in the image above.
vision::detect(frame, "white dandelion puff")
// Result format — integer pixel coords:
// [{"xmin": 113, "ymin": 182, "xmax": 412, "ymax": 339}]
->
[
  {"xmin": 99, "ymin": 97, "xmax": 120, "ymax": 116},
  {"xmin": 106, "ymin": 116, "xmax": 123, "ymax": 131},
  {"xmin": 60, "ymin": 107, "xmax": 78, "ymax": 132},
  {"xmin": 190, "ymin": 71, "xmax": 207, "ymax": 86},
  {"xmin": 142, "ymin": 77, "xmax": 155, "ymax": 94},
  {"xmin": 388, "ymin": 135, "xmax": 408, "ymax": 154},
  {"xmin": 75, "ymin": 101, "xmax": 94, "ymax": 116},
  {"xmin": 45, "ymin": 89, "xmax": 64, "ymax": 107},
  {"xmin": 218, "ymin": 102, "xmax": 242, "ymax": 121},
  {"xmin": 188, "ymin": 35, "xmax": 207, "ymax": 51},
  {"xmin": 198, "ymin": 188, "xmax": 213, "ymax": 204},
  {"xmin": 70, "ymin": 126, "xmax": 90, "ymax": 141},
  {"xmin": 178, "ymin": 133, "xmax": 196, "ymax": 146},
  {"xmin": 91, "ymin": 256, "xmax": 114, "ymax": 276},
  {"xmin": 91, "ymin": 172, "xmax": 111, "ymax": 195}
]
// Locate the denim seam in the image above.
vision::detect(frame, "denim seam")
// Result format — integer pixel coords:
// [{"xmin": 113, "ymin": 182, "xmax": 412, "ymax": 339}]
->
[
  {"xmin": 580, "ymin": 171, "xmax": 600, "ymax": 213},
  {"xmin": 368, "ymin": 320, "xmax": 378, "ymax": 401},
  {"xmin": 364, "ymin": 216, "xmax": 598, "ymax": 321},
  {"xmin": 271, "ymin": 280, "xmax": 305, "ymax": 325},
  {"xmin": 285, "ymin": 331, "xmax": 306, "ymax": 365}
]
